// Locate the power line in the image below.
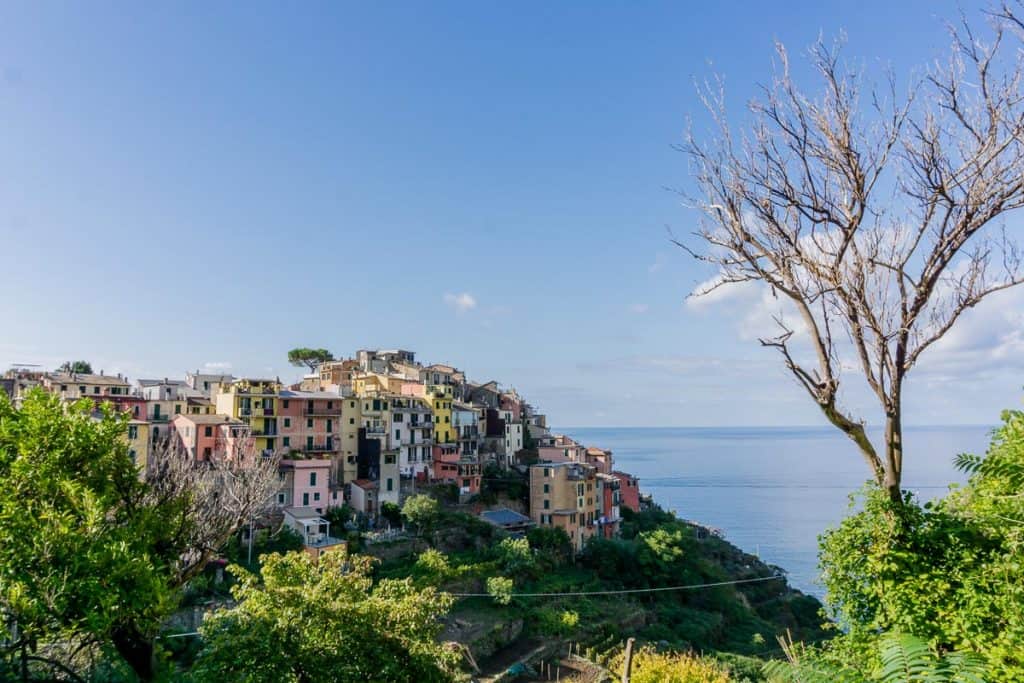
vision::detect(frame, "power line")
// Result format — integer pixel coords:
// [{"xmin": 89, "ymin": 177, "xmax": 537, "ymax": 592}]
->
[{"xmin": 449, "ymin": 574, "xmax": 782, "ymax": 598}]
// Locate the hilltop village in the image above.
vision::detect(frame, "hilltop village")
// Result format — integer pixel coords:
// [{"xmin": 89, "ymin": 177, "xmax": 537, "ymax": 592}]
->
[{"xmin": 2, "ymin": 349, "xmax": 642, "ymax": 556}]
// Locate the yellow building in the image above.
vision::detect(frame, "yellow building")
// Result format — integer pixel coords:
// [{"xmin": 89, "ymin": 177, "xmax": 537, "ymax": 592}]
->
[
  {"xmin": 427, "ymin": 384, "xmax": 454, "ymax": 444},
  {"xmin": 529, "ymin": 462, "xmax": 600, "ymax": 553},
  {"xmin": 214, "ymin": 378, "xmax": 282, "ymax": 454},
  {"xmin": 338, "ymin": 397, "xmax": 362, "ymax": 485},
  {"xmin": 352, "ymin": 373, "xmax": 391, "ymax": 397},
  {"xmin": 126, "ymin": 419, "xmax": 150, "ymax": 473}
]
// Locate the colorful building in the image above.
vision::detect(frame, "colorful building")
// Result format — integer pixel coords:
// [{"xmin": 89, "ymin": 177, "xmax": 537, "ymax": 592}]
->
[
  {"xmin": 612, "ymin": 471, "xmax": 641, "ymax": 513},
  {"xmin": 171, "ymin": 413, "xmax": 250, "ymax": 461},
  {"xmin": 433, "ymin": 442, "xmax": 481, "ymax": 500},
  {"xmin": 596, "ymin": 473, "xmax": 622, "ymax": 538},
  {"xmin": 427, "ymin": 384, "xmax": 454, "ymax": 444},
  {"xmin": 277, "ymin": 459, "xmax": 332, "ymax": 513},
  {"xmin": 529, "ymin": 462, "xmax": 601, "ymax": 553},
  {"xmin": 391, "ymin": 395, "xmax": 434, "ymax": 478},
  {"xmin": 214, "ymin": 378, "xmax": 282, "ymax": 455}
]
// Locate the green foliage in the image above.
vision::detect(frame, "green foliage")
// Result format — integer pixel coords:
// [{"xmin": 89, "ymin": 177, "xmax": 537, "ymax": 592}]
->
[
  {"xmin": 0, "ymin": 389, "xmax": 189, "ymax": 678},
  {"xmin": 402, "ymin": 494, "xmax": 441, "ymax": 535},
  {"xmin": 611, "ymin": 647, "xmax": 732, "ymax": 683},
  {"xmin": 286, "ymin": 347, "xmax": 334, "ymax": 371},
  {"xmin": 381, "ymin": 501, "xmax": 403, "ymax": 527},
  {"xmin": 534, "ymin": 607, "xmax": 580, "ymax": 637},
  {"xmin": 763, "ymin": 633, "xmax": 986, "ymax": 683},
  {"xmin": 819, "ymin": 408, "xmax": 1024, "ymax": 680},
  {"xmin": 323, "ymin": 503, "xmax": 354, "ymax": 529},
  {"xmin": 487, "ymin": 576, "xmax": 514, "ymax": 605},
  {"xmin": 492, "ymin": 536, "xmax": 536, "ymax": 576},
  {"xmin": 526, "ymin": 525, "xmax": 572, "ymax": 566},
  {"xmin": 223, "ymin": 525, "xmax": 304, "ymax": 570},
  {"xmin": 58, "ymin": 359, "xmax": 93, "ymax": 374},
  {"xmin": 193, "ymin": 551, "xmax": 460, "ymax": 682}
]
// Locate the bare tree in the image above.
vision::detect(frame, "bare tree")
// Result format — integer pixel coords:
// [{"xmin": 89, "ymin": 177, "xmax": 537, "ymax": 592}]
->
[
  {"xmin": 109, "ymin": 436, "xmax": 282, "ymax": 680},
  {"xmin": 142, "ymin": 434, "xmax": 282, "ymax": 583},
  {"xmin": 679, "ymin": 12, "xmax": 1024, "ymax": 500}
]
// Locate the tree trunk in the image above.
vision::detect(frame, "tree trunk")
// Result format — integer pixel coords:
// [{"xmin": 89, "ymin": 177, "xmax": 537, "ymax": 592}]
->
[
  {"xmin": 883, "ymin": 407, "xmax": 904, "ymax": 502},
  {"xmin": 112, "ymin": 626, "xmax": 156, "ymax": 682}
]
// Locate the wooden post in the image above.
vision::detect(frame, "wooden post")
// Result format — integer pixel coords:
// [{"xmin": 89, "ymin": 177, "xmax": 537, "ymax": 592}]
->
[{"xmin": 621, "ymin": 637, "xmax": 636, "ymax": 683}]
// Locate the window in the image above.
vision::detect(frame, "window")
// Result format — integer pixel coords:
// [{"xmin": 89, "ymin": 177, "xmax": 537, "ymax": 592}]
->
[
  {"xmin": 313, "ymin": 492, "xmax": 320, "ymax": 501},
  {"xmin": 543, "ymin": 468, "xmax": 551, "ymax": 477},
  {"xmin": 204, "ymin": 426, "xmax": 213, "ymax": 437},
  {"xmin": 60, "ymin": 384, "xmax": 67, "ymax": 391},
  {"xmin": 307, "ymin": 436, "xmax": 314, "ymax": 450},
  {"xmin": 393, "ymin": 412, "xmax": 403, "ymax": 422},
  {"xmin": 283, "ymin": 437, "xmax": 290, "ymax": 447},
  {"xmin": 203, "ymin": 447, "xmax": 212, "ymax": 458},
  {"xmin": 543, "ymin": 499, "xmax": 550, "ymax": 509},
  {"xmin": 93, "ymin": 387, "xmax": 100, "ymax": 394},
  {"xmin": 543, "ymin": 483, "xmax": 550, "ymax": 493},
  {"xmin": 133, "ymin": 406, "xmax": 140, "ymax": 416},
  {"xmin": 310, "ymin": 472, "xmax": 317, "ymax": 486},
  {"xmin": 175, "ymin": 404, "xmax": 181, "ymax": 414},
  {"xmin": 128, "ymin": 425, "xmax": 138, "ymax": 439},
  {"xmin": 79, "ymin": 385, "xmax": 85, "ymax": 394},
  {"xmin": 444, "ymin": 416, "xmax": 450, "ymax": 423},
  {"xmin": 204, "ymin": 381, "xmax": 210, "ymax": 390},
  {"xmin": 307, "ymin": 418, "xmax": 313, "ymax": 428},
  {"xmin": 153, "ymin": 427, "xmax": 160, "ymax": 439},
  {"xmin": 395, "ymin": 430, "xmax": 401, "ymax": 441},
  {"xmin": 349, "ymin": 417, "xmax": 355, "ymax": 425},
  {"xmin": 327, "ymin": 401, "xmax": 333, "ymax": 409},
  {"xmin": 284, "ymin": 417, "xmax": 291, "ymax": 428},
  {"xmin": 282, "ymin": 400, "xmax": 290, "ymax": 409},
  {"xmin": 302, "ymin": 493, "xmax": 309, "ymax": 506},
  {"xmin": 129, "ymin": 449, "xmax": 137, "ymax": 463},
  {"xmin": 350, "ymin": 401, "xmax": 355, "ymax": 408},
  {"xmin": 386, "ymin": 478, "xmax": 393, "ymax": 492},
  {"xmin": 277, "ymin": 492, "xmax": 286, "ymax": 504},
  {"xmin": 326, "ymin": 419, "xmax": 333, "ymax": 433}
]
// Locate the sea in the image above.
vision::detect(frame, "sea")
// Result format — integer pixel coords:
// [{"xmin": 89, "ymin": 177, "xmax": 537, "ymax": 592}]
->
[{"xmin": 567, "ymin": 425, "xmax": 993, "ymax": 598}]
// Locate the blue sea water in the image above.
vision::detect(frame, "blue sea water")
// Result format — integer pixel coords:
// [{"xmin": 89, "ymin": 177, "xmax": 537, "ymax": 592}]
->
[{"xmin": 567, "ymin": 425, "xmax": 992, "ymax": 598}]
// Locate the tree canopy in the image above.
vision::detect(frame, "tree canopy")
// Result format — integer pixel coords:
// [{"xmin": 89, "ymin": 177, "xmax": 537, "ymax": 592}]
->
[
  {"xmin": 0, "ymin": 390, "xmax": 182, "ymax": 680},
  {"xmin": 57, "ymin": 360, "xmax": 92, "ymax": 374},
  {"xmin": 192, "ymin": 551, "xmax": 460, "ymax": 683},
  {"xmin": 286, "ymin": 348, "xmax": 334, "ymax": 372},
  {"xmin": 815, "ymin": 407, "xmax": 1024, "ymax": 680}
]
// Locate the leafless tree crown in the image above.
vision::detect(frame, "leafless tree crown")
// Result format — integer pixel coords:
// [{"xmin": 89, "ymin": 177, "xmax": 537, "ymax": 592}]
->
[{"xmin": 679, "ymin": 6, "xmax": 1024, "ymax": 495}]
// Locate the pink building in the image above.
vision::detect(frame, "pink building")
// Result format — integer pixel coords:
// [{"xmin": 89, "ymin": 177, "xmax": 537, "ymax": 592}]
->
[
  {"xmin": 278, "ymin": 391, "xmax": 342, "ymax": 457},
  {"xmin": 277, "ymin": 459, "xmax": 332, "ymax": 513},
  {"xmin": 172, "ymin": 413, "xmax": 250, "ymax": 461},
  {"xmin": 612, "ymin": 471, "xmax": 640, "ymax": 513},
  {"xmin": 538, "ymin": 435, "xmax": 587, "ymax": 465},
  {"xmin": 585, "ymin": 447, "xmax": 613, "ymax": 474},
  {"xmin": 432, "ymin": 442, "xmax": 481, "ymax": 498}
]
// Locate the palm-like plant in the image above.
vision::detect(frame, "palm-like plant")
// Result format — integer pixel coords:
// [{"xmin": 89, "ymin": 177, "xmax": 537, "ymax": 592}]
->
[{"xmin": 764, "ymin": 633, "xmax": 987, "ymax": 683}]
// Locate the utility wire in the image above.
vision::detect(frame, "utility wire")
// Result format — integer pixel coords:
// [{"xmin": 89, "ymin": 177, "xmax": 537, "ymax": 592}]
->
[{"xmin": 449, "ymin": 574, "xmax": 782, "ymax": 598}]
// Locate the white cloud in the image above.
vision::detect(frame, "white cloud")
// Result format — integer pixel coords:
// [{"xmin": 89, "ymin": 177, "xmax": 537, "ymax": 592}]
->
[
  {"xmin": 629, "ymin": 303, "xmax": 649, "ymax": 314},
  {"xmin": 203, "ymin": 361, "xmax": 232, "ymax": 370},
  {"xmin": 648, "ymin": 252, "xmax": 668, "ymax": 274},
  {"xmin": 443, "ymin": 292, "xmax": 477, "ymax": 313}
]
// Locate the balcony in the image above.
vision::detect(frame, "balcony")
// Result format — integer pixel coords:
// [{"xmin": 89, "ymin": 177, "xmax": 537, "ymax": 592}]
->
[
  {"xmin": 364, "ymin": 425, "xmax": 386, "ymax": 435},
  {"xmin": 149, "ymin": 414, "xmax": 170, "ymax": 423},
  {"xmin": 307, "ymin": 442, "xmax": 337, "ymax": 452},
  {"xmin": 252, "ymin": 407, "xmax": 275, "ymax": 417},
  {"xmin": 251, "ymin": 429, "xmax": 278, "ymax": 437},
  {"xmin": 304, "ymin": 406, "xmax": 341, "ymax": 416}
]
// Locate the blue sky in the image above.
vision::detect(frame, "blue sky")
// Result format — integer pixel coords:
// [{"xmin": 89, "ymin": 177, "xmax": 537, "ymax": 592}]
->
[{"xmin": 2, "ymin": 0, "xmax": 1020, "ymax": 427}]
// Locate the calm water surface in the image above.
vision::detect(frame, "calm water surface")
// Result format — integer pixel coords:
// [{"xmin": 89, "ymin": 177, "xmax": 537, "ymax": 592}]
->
[{"xmin": 568, "ymin": 425, "xmax": 992, "ymax": 597}]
